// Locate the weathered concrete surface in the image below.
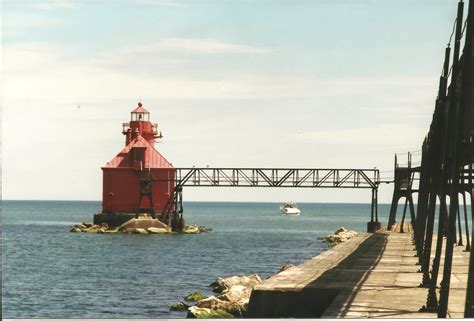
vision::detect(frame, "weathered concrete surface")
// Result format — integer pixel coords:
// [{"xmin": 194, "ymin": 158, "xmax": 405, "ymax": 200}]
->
[
  {"xmin": 119, "ymin": 216, "xmax": 170, "ymax": 231},
  {"xmin": 247, "ymin": 223, "xmax": 469, "ymax": 318}
]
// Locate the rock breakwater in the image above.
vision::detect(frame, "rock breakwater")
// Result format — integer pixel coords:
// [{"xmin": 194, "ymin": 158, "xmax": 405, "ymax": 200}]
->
[
  {"xmin": 70, "ymin": 220, "xmax": 210, "ymax": 235},
  {"xmin": 319, "ymin": 227, "xmax": 358, "ymax": 245},
  {"xmin": 172, "ymin": 274, "xmax": 262, "ymax": 318}
]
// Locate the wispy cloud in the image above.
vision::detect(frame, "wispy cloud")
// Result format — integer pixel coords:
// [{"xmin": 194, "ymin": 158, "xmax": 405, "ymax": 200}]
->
[
  {"xmin": 4, "ymin": 12, "xmax": 63, "ymax": 35},
  {"xmin": 134, "ymin": 0, "xmax": 187, "ymax": 7},
  {"xmin": 2, "ymin": 42, "xmax": 436, "ymax": 103},
  {"xmin": 31, "ymin": 0, "xmax": 77, "ymax": 10},
  {"xmin": 2, "ymin": 42, "xmax": 262, "ymax": 100},
  {"xmin": 89, "ymin": 37, "xmax": 273, "ymax": 82},
  {"xmin": 116, "ymin": 38, "xmax": 271, "ymax": 56},
  {"xmin": 158, "ymin": 38, "xmax": 270, "ymax": 54}
]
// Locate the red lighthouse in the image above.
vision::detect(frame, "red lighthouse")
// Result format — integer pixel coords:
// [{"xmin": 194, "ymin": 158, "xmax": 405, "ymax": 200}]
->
[{"xmin": 94, "ymin": 102, "xmax": 176, "ymax": 228}]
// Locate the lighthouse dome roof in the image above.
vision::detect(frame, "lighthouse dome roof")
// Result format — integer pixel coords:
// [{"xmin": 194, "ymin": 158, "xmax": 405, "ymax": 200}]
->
[{"xmin": 131, "ymin": 102, "xmax": 149, "ymax": 113}]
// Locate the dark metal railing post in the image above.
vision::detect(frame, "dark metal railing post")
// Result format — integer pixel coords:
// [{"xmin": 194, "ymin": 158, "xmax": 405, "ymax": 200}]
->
[
  {"xmin": 419, "ymin": 190, "xmax": 437, "ymax": 287},
  {"xmin": 375, "ymin": 188, "xmax": 379, "ymax": 227},
  {"xmin": 437, "ymin": 1, "xmax": 465, "ymax": 316},
  {"xmin": 457, "ymin": 200, "xmax": 464, "ymax": 246},
  {"xmin": 463, "ymin": 0, "xmax": 474, "ymax": 313},
  {"xmin": 419, "ymin": 44, "xmax": 452, "ymax": 277},
  {"xmin": 400, "ymin": 199, "xmax": 408, "ymax": 233},
  {"xmin": 415, "ymin": 141, "xmax": 430, "ymax": 261}
]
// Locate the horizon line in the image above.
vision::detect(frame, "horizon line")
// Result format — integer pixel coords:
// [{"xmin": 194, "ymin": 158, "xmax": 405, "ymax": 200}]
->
[{"xmin": 2, "ymin": 199, "xmax": 396, "ymax": 205}]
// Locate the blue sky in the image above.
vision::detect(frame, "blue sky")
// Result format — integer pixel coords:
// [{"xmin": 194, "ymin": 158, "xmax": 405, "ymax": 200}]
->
[{"xmin": 2, "ymin": 0, "xmax": 464, "ymax": 202}]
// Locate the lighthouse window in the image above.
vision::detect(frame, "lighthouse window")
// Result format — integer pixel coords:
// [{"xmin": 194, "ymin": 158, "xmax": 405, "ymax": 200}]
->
[
  {"xmin": 131, "ymin": 113, "xmax": 150, "ymax": 121},
  {"xmin": 135, "ymin": 149, "xmax": 144, "ymax": 161}
]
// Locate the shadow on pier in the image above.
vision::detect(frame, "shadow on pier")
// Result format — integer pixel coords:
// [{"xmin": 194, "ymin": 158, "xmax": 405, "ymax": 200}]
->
[{"xmin": 248, "ymin": 232, "xmax": 388, "ymax": 318}]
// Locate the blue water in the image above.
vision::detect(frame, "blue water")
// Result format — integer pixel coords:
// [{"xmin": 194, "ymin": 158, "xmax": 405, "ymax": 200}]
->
[{"xmin": 2, "ymin": 200, "xmax": 391, "ymax": 318}]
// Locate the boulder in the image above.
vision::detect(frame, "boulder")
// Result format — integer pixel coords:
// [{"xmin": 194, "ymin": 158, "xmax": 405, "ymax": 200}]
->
[
  {"xmin": 327, "ymin": 235, "xmax": 344, "ymax": 244},
  {"xmin": 170, "ymin": 301, "xmax": 190, "ymax": 311},
  {"xmin": 70, "ymin": 220, "xmax": 210, "ymax": 235},
  {"xmin": 344, "ymin": 230, "xmax": 358, "ymax": 238},
  {"xmin": 187, "ymin": 306, "xmax": 234, "ymax": 319},
  {"xmin": 184, "ymin": 226, "xmax": 200, "ymax": 234},
  {"xmin": 70, "ymin": 223, "xmax": 87, "ymax": 232},
  {"xmin": 217, "ymin": 285, "xmax": 251, "ymax": 305},
  {"xmin": 82, "ymin": 221, "xmax": 93, "ymax": 228},
  {"xmin": 132, "ymin": 228, "xmax": 148, "ymax": 234},
  {"xmin": 184, "ymin": 291, "xmax": 207, "ymax": 302},
  {"xmin": 335, "ymin": 226, "xmax": 357, "ymax": 237},
  {"xmin": 180, "ymin": 275, "xmax": 260, "ymax": 318},
  {"xmin": 147, "ymin": 227, "xmax": 168, "ymax": 234},
  {"xmin": 211, "ymin": 274, "xmax": 262, "ymax": 293},
  {"xmin": 196, "ymin": 296, "xmax": 244, "ymax": 318},
  {"xmin": 320, "ymin": 227, "xmax": 358, "ymax": 245},
  {"xmin": 99, "ymin": 222, "xmax": 109, "ymax": 229},
  {"xmin": 83, "ymin": 225, "xmax": 102, "ymax": 233},
  {"xmin": 196, "ymin": 296, "xmax": 225, "ymax": 309}
]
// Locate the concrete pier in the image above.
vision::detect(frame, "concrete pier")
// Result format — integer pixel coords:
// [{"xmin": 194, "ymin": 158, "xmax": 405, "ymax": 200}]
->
[{"xmin": 247, "ymin": 224, "xmax": 469, "ymax": 318}]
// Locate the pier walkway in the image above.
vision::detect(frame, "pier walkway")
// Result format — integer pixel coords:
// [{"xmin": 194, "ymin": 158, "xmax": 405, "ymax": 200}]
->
[{"xmin": 247, "ymin": 224, "xmax": 469, "ymax": 318}]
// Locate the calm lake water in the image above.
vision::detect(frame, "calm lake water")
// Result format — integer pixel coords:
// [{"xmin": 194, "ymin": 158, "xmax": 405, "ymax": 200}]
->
[{"xmin": 2, "ymin": 200, "xmax": 395, "ymax": 318}]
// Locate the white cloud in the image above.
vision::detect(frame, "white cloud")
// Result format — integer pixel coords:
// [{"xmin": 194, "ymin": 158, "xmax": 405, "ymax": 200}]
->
[
  {"xmin": 2, "ymin": 41, "xmax": 439, "ymax": 108},
  {"xmin": 113, "ymin": 37, "xmax": 271, "ymax": 56},
  {"xmin": 2, "ymin": 42, "xmax": 272, "ymax": 100},
  {"xmin": 31, "ymin": 0, "xmax": 77, "ymax": 10},
  {"xmin": 134, "ymin": 0, "xmax": 186, "ymax": 7},
  {"xmin": 3, "ymin": 12, "xmax": 63, "ymax": 35},
  {"xmin": 3, "ymin": 41, "xmax": 441, "ymax": 113},
  {"xmin": 157, "ymin": 38, "xmax": 270, "ymax": 54}
]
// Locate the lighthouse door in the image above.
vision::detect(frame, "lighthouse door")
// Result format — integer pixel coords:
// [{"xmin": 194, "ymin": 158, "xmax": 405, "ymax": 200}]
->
[{"xmin": 137, "ymin": 168, "xmax": 155, "ymax": 216}]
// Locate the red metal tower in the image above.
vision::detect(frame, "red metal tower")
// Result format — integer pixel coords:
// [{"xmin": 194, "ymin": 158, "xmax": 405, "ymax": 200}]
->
[{"xmin": 95, "ymin": 102, "xmax": 175, "ymax": 226}]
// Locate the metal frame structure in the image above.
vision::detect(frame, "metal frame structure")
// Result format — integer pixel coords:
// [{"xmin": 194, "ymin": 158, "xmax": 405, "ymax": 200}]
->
[
  {"xmin": 174, "ymin": 168, "xmax": 380, "ymax": 188},
  {"xmin": 387, "ymin": 152, "xmax": 420, "ymax": 233},
  {"xmin": 400, "ymin": 0, "xmax": 474, "ymax": 317},
  {"xmin": 156, "ymin": 168, "xmax": 383, "ymax": 232}
]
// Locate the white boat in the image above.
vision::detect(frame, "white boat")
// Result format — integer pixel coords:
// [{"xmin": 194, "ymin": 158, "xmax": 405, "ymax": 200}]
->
[{"xmin": 280, "ymin": 202, "xmax": 301, "ymax": 215}]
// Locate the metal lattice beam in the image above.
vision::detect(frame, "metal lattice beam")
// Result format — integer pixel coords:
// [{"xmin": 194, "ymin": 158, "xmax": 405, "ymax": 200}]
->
[{"xmin": 154, "ymin": 168, "xmax": 381, "ymax": 189}]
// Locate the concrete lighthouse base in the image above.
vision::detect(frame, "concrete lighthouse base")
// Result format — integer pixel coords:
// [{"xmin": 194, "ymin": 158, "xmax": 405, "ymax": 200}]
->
[
  {"xmin": 93, "ymin": 212, "xmax": 175, "ymax": 231},
  {"xmin": 119, "ymin": 215, "xmax": 171, "ymax": 232},
  {"xmin": 93, "ymin": 212, "xmax": 137, "ymax": 227}
]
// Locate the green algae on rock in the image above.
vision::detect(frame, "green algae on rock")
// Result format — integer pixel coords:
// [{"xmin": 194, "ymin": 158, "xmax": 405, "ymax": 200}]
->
[
  {"xmin": 184, "ymin": 291, "xmax": 207, "ymax": 302},
  {"xmin": 170, "ymin": 301, "xmax": 190, "ymax": 311}
]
